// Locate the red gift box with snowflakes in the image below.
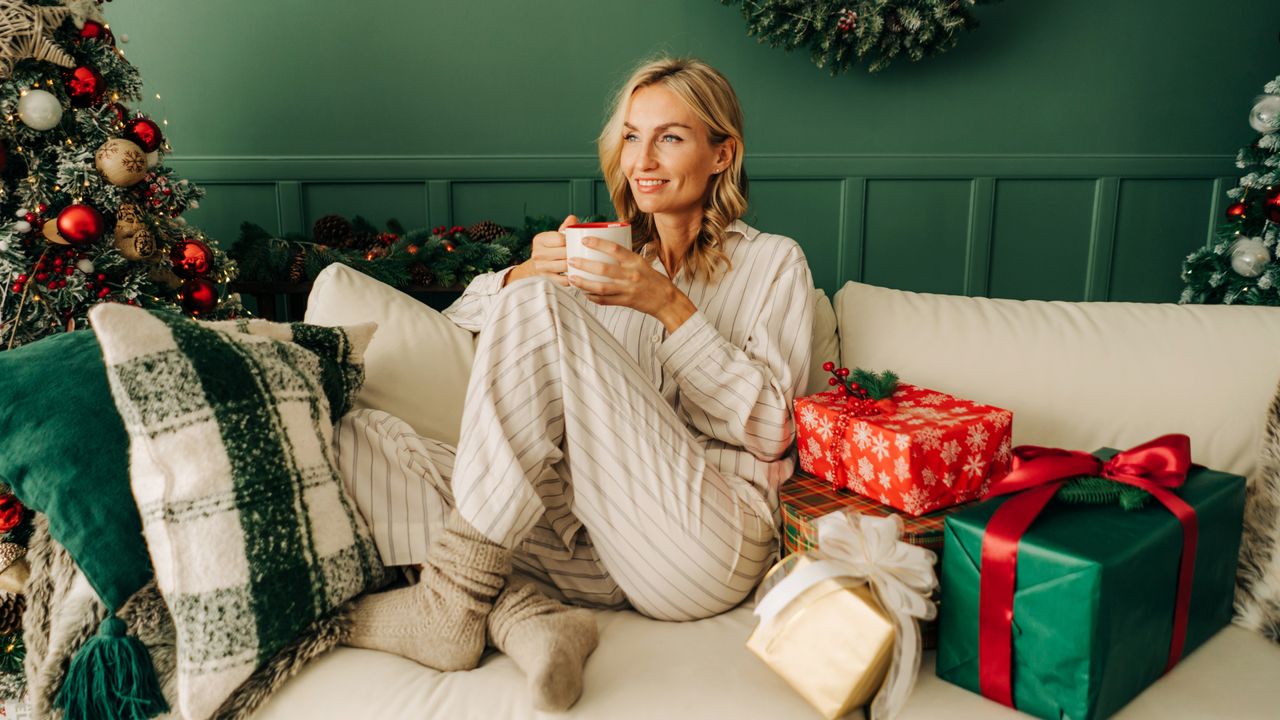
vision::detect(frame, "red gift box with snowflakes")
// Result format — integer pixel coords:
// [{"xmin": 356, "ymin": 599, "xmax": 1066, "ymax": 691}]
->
[{"xmin": 794, "ymin": 385, "xmax": 1013, "ymax": 516}]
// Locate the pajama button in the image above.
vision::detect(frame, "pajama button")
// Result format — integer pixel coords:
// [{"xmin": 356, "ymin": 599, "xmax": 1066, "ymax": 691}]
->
[{"xmin": 651, "ymin": 334, "xmax": 661, "ymax": 344}]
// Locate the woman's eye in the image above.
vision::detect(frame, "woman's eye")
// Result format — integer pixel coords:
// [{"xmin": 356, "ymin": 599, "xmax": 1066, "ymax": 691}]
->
[
  {"xmin": 623, "ymin": 133, "xmax": 638, "ymax": 142},
  {"xmin": 661, "ymin": 134, "xmax": 682, "ymax": 143}
]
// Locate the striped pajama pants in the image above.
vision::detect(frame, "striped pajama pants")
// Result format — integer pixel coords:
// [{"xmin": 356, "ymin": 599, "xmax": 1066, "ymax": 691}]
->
[{"xmin": 335, "ymin": 277, "xmax": 776, "ymax": 621}]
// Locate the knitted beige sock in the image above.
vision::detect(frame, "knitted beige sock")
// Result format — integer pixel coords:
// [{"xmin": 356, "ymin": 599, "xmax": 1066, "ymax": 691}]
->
[
  {"xmin": 488, "ymin": 581, "xmax": 599, "ymax": 712},
  {"xmin": 345, "ymin": 512, "xmax": 510, "ymax": 671}
]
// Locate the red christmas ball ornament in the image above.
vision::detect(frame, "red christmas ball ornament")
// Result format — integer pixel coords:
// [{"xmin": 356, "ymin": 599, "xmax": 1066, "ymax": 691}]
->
[
  {"xmin": 170, "ymin": 237, "xmax": 213, "ymax": 278},
  {"xmin": 63, "ymin": 66, "xmax": 105, "ymax": 107},
  {"xmin": 124, "ymin": 116, "xmax": 164, "ymax": 153},
  {"xmin": 1226, "ymin": 201, "xmax": 1248, "ymax": 219},
  {"xmin": 0, "ymin": 493, "xmax": 24, "ymax": 532},
  {"xmin": 107, "ymin": 102, "xmax": 127, "ymax": 126},
  {"xmin": 1265, "ymin": 188, "xmax": 1280, "ymax": 224},
  {"xmin": 79, "ymin": 20, "xmax": 115, "ymax": 45},
  {"xmin": 179, "ymin": 277, "xmax": 218, "ymax": 315},
  {"xmin": 56, "ymin": 204, "xmax": 105, "ymax": 245}
]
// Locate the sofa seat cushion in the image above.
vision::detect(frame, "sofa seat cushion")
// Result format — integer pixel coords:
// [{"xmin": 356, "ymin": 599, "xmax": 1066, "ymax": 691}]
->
[
  {"xmin": 834, "ymin": 281, "xmax": 1280, "ymax": 478},
  {"xmin": 251, "ymin": 604, "xmax": 1280, "ymax": 719}
]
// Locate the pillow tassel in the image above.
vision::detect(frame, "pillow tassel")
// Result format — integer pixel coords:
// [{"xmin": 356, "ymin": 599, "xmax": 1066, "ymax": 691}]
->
[{"xmin": 55, "ymin": 616, "xmax": 169, "ymax": 720}]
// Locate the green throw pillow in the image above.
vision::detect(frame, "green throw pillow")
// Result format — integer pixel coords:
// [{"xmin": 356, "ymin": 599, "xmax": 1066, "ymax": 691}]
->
[
  {"xmin": 0, "ymin": 329, "xmax": 148, "ymax": 611},
  {"xmin": 90, "ymin": 304, "xmax": 384, "ymax": 720}
]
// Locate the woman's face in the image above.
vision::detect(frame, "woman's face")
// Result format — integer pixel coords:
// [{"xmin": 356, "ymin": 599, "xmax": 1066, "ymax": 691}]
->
[{"xmin": 620, "ymin": 84, "xmax": 732, "ymax": 219}]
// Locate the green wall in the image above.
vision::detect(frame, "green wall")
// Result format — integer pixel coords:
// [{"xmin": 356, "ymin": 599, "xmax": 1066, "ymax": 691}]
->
[{"xmin": 105, "ymin": 0, "xmax": 1280, "ymax": 300}]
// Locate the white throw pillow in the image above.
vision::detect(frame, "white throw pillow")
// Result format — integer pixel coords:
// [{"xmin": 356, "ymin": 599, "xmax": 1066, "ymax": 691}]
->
[
  {"xmin": 807, "ymin": 289, "xmax": 839, "ymax": 397},
  {"xmin": 834, "ymin": 281, "xmax": 1280, "ymax": 478},
  {"xmin": 305, "ymin": 264, "xmax": 474, "ymax": 446}
]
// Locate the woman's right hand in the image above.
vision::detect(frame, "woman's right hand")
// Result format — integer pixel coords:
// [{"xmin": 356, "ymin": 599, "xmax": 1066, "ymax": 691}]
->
[{"xmin": 504, "ymin": 214, "xmax": 579, "ymax": 287}]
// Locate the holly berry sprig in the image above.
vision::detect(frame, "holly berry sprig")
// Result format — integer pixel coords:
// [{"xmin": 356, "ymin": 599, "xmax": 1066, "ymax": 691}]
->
[{"xmin": 822, "ymin": 362, "xmax": 900, "ymax": 415}]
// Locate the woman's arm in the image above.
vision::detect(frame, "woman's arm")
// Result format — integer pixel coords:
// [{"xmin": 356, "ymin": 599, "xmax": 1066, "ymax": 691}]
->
[
  {"xmin": 440, "ymin": 267, "xmax": 517, "ymax": 333},
  {"xmin": 656, "ymin": 261, "xmax": 815, "ymax": 462}
]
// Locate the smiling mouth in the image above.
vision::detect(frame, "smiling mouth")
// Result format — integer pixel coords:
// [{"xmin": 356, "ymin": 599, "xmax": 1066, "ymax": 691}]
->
[{"xmin": 635, "ymin": 179, "xmax": 669, "ymax": 191}]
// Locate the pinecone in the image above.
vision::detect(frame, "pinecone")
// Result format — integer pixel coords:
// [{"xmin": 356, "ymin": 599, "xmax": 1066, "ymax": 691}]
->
[
  {"xmin": 0, "ymin": 592, "xmax": 22, "ymax": 636},
  {"xmin": 467, "ymin": 220, "xmax": 508, "ymax": 243},
  {"xmin": 312, "ymin": 214, "xmax": 352, "ymax": 245},
  {"xmin": 347, "ymin": 232, "xmax": 379, "ymax": 252},
  {"xmin": 410, "ymin": 263, "xmax": 434, "ymax": 288},
  {"xmin": 288, "ymin": 248, "xmax": 308, "ymax": 283}
]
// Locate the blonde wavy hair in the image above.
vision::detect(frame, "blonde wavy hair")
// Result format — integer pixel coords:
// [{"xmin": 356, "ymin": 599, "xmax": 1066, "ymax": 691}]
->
[{"xmin": 597, "ymin": 57, "xmax": 748, "ymax": 283}]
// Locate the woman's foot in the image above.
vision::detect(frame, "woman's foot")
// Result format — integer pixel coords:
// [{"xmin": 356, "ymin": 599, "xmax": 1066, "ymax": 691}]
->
[
  {"xmin": 488, "ymin": 581, "xmax": 599, "ymax": 711},
  {"xmin": 345, "ymin": 513, "xmax": 509, "ymax": 671}
]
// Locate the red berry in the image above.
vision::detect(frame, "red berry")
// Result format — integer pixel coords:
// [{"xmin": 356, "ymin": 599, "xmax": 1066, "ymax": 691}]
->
[
  {"xmin": 23, "ymin": 213, "xmax": 36, "ymax": 223},
  {"xmin": 64, "ymin": 266, "xmax": 74, "ymax": 276},
  {"xmin": 52, "ymin": 257, "xmax": 63, "ymax": 267},
  {"xmin": 35, "ymin": 272, "xmax": 48, "ymax": 281},
  {"xmin": 16, "ymin": 273, "xmax": 27, "ymax": 283},
  {"xmin": 828, "ymin": 377, "xmax": 839, "ymax": 386},
  {"xmin": 836, "ymin": 367, "xmax": 850, "ymax": 378},
  {"xmin": 11, "ymin": 283, "xmax": 22, "ymax": 293},
  {"xmin": 37, "ymin": 204, "xmax": 47, "ymax": 213},
  {"xmin": 97, "ymin": 287, "xmax": 110, "ymax": 298},
  {"xmin": 822, "ymin": 361, "xmax": 835, "ymax": 372},
  {"xmin": 96, "ymin": 273, "xmax": 106, "ymax": 281}
]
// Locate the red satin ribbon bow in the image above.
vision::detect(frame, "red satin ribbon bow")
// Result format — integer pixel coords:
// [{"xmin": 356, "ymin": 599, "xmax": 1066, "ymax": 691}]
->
[{"xmin": 977, "ymin": 434, "xmax": 1198, "ymax": 708}]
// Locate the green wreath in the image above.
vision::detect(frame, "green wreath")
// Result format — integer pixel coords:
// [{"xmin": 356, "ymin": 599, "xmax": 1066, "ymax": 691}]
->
[{"xmin": 721, "ymin": 0, "xmax": 1000, "ymax": 74}]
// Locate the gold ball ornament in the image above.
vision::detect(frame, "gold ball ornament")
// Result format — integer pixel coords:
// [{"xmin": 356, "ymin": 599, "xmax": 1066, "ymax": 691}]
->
[
  {"xmin": 115, "ymin": 226, "xmax": 154, "ymax": 261},
  {"xmin": 94, "ymin": 138, "xmax": 147, "ymax": 187},
  {"xmin": 42, "ymin": 218, "xmax": 68, "ymax": 245}
]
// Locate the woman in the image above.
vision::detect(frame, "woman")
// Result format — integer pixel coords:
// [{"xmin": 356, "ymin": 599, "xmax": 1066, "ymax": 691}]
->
[{"xmin": 340, "ymin": 57, "xmax": 815, "ymax": 712}]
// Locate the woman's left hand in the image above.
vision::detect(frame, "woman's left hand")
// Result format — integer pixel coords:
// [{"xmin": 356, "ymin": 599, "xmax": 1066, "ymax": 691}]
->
[{"xmin": 568, "ymin": 236, "xmax": 695, "ymax": 332}]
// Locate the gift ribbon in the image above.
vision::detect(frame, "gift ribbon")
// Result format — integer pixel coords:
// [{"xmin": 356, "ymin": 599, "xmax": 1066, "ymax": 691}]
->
[
  {"xmin": 827, "ymin": 394, "xmax": 895, "ymax": 491},
  {"xmin": 976, "ymin": 434, "xmax": 1198, "ymax": 709},
  {"xmin": 754, "ymin": 512, "xmax": 936, "ymax": 720}
]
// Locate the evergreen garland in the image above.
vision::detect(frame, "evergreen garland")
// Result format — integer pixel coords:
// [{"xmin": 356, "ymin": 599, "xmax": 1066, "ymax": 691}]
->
[
  {"xmin": 1180, "ymin": 75, "xmax": 1280, "ymax": 306},
  {"xmin": 720, "ymin": 0, "xmax": 1000, "ymax": 74},
  {"xmin": 230, "ymin": 214, "xmax": 585, "ymax": 291}
]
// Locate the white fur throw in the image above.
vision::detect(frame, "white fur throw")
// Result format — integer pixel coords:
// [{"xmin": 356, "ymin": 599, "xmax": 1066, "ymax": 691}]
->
[
  {"xmin": 90, "ymin": 305, "xmax": 384, "ymax": 719},
  {"xmin": 1236, "ymin": 378, "xmax": 1280, "ymax": 643}
]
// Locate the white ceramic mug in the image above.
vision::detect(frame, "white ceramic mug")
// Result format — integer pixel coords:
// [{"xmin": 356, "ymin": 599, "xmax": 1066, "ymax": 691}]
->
[{"xmin": 563, "ymin": 222, "xmax": 631, "ymax": 283}]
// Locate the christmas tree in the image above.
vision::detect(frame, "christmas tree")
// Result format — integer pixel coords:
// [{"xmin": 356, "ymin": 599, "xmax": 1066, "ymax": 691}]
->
[
  {"xmin": 1181, "ymin": 76, "xmax": 1280, "ymax": 305},
  {"xmin": 0, "ymin": 0, "xmax": 238, "ymax": 352}
]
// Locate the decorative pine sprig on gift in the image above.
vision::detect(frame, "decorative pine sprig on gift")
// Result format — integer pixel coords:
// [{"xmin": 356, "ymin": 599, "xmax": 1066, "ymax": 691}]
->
[
  {"xmin": 821, "ymin": 362, "xmax": 900, "ymax": 414},
  {"xmin": 1056, "ymin": 476, "xmax": 1152, "ymax": 511}
]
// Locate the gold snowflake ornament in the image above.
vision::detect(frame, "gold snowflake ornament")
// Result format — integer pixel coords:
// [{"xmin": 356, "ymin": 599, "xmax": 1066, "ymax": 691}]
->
[{"xmin": 0, "ymin": 0, "xmax": 74, "ymax": 80}]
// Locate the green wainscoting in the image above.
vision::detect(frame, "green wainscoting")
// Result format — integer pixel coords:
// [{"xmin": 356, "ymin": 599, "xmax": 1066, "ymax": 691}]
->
[
  {"xmin": 106, "ymin": 0, "xmax": 1279, "ymax": 302},
  {"xmin": 169, "ymin": 156, "xmax": 1236, "ymax": 300}
]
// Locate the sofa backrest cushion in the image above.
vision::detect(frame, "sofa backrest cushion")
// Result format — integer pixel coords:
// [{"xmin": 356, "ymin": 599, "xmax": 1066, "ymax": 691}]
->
[
  {"xmin": 834, "ymin": 281, "xmax": 1280, "ymax": 478},
  {"xmin": 307, "ymin": 264, "xmax": 841, "ymax": 445},
  {"xmin": 808, "ymin": 289, "xmax": 840, "ymax": 396},
  {"xmin": 306, "ymin": 263, "xmax": 475, "ymax": 446}
]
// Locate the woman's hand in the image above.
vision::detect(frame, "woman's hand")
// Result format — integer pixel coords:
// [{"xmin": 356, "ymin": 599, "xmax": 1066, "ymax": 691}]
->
[
  {"xmin": 568, "ymin": 237, "xmax": 696, "ymax": 333},
  {"xmin": 504, "ymin": 214, "xmax": 578, "ymax": 287}
]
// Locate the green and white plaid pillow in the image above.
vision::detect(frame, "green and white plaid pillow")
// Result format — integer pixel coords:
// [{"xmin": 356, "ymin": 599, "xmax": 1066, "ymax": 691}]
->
[{"xmin": 89, "ymin": 304, "xmax": 384, "ymax": 720}]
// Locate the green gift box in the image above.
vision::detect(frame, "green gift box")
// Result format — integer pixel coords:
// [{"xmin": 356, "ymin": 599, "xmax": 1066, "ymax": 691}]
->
[{"xmin": 936, "ymin": 448, "xmax": 1245, "ymax": 720}]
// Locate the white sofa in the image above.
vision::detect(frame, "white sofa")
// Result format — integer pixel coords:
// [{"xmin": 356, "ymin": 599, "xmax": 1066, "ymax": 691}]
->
[{"xmin": 266, "ymin": 266, "xmax": 1280, "ymax": 719}]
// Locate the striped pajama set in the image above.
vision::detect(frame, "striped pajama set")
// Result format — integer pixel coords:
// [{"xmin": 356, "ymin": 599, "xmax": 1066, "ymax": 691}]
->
[{"xmin": 335, "ymin": 220, "xmax": 815, "ymax": 621}]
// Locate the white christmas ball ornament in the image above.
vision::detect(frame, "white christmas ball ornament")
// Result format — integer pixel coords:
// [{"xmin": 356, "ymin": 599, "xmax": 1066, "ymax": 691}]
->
[
  {"xmin": 17, "ymin": 90, "xmax": 63, "ymax": 131},
  {"xmin": 12, "ymin": 221, "xmax": 30, "ymax": 233},
  {"xmin": 1250, "ymin": 95, "xmax": 1280, "ymax": 134},
  {"xmin": 1231, "ymin": 236, "xmax": 1271, "ymax": 277},
  {"xmin": 76, "ymin": 258, "xmax": 95, "ymax": 274},
  {"xmin": 146, "ymin": 150, "xmax": 159, "ymax": 168}
]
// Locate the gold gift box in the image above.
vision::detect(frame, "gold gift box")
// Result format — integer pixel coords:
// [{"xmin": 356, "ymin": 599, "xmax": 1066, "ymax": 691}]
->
[{"xmin": 747, "ymin": 552, "xmax": 895, "ymax": 720}]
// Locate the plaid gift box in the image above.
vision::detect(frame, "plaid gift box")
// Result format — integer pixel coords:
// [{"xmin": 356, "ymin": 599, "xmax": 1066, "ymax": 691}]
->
[{"xmin": 781, "ymin": 472, "xmax": 970, "ymax": 649}]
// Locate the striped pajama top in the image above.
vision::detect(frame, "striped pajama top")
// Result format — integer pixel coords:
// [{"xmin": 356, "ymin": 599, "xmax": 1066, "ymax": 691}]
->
[{"xmin": 443, "ymin": 219, "xmax": 815, "ymax": 521}]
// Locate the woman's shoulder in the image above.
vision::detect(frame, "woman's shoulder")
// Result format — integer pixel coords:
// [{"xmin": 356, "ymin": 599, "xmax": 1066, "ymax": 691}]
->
[{"xmin": 725, "ymin": 219, "xmax": 809, "ymax": 268}]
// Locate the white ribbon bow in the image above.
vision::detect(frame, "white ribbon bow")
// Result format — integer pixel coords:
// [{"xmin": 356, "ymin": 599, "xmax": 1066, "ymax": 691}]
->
[{"xmin": 754, "ymin": 511, "xmax": 938, "ymax": 720}]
